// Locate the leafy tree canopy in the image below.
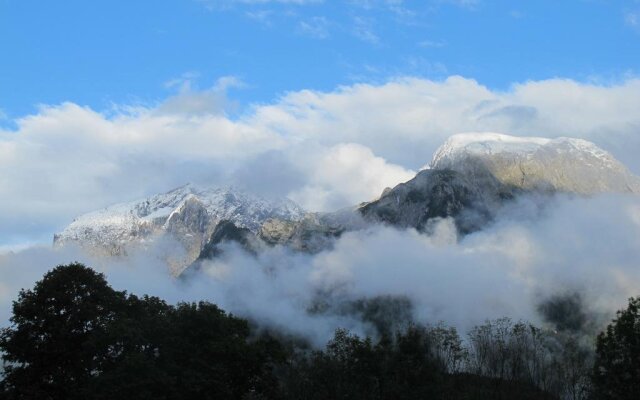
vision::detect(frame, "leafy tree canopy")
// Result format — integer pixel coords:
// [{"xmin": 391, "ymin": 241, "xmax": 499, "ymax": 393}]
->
[
  {"xmin": 593, "ymin": 296, "xmax": 640, "ymax": 400},
  {"xmin": 0, "ymin": 263, "xmax": 281, "ymax": 400}
]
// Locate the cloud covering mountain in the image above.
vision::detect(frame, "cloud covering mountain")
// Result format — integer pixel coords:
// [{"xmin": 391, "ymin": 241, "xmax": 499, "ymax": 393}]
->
[
  {"xmin": 2, "ymin": 193, "xmax": 640, "ymax": 346},
  {"xmin": 2, "ymin": 76, "xmax": 640, "ymax": 247},
  {"xmin": 2, "ymin": 75, "xmax": 640, "ymax": 346},
  {"xmin": 3, "ymin": 126, "xmax": 640, "ymax": 346}
]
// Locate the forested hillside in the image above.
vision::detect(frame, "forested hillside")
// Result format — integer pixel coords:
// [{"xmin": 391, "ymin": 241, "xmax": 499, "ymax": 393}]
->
[{"xmin": 0, "ymin": 264, "xmax": 637, "ymax": 400}]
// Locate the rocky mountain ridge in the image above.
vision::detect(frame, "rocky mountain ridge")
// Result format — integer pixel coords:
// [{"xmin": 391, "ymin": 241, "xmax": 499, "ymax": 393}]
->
[
  {"xmin": 55, "ymin": 133, "xmax": 640, "ymax": 274},
  {"xmin": 430, "ymin": 133, "xmax": 640, "ymax": 195},
  {"xmin": 54, "ymin": 184, "xmax": 305, "ymax": 274}
]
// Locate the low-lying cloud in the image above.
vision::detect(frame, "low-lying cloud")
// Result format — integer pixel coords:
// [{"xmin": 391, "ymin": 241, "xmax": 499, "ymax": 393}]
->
[{"xmin": 1, "ymin": 193, "xmax": 639, "ymax": 345}]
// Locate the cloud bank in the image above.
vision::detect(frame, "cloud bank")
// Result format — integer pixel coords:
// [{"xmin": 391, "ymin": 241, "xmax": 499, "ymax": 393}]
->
[
  {"xmin": 1, "ymin": 76, "xmax": 640, "ymax": 246},
  {"xmin": 1, "ymin": 193, "xmax": 639, "ymax": 346}
]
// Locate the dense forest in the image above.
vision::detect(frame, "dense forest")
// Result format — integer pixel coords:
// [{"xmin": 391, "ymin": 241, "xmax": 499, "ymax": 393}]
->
[{"xmin": 0, "ymin": 263, "xmax": 638, "ymax": 400}]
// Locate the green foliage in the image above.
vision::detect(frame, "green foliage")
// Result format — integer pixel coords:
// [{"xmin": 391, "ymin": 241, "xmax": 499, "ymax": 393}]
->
[
  {"xmin": 0, "ymin": 262, "xmax": 621, "ymax": 400},
  {"xmin": 0, "ymin": 263, "xmax": 282, "ymax": 400},
  {"xmin": 280, "ymin": 325, "xmax": 558, "ymax": 400},
  {"xmin": 156, "ymin": 302, "xmax": 280, "ymax": 400},
  {"xmin": 592, "ymin": 297, "xmax": 640, "ymax": 400},
  {"xmin": 0, "ymin": 263, "xmax": 126, "ymax": 399},
  {"xmin": 280, "ymin": 326, "xmax": 443, "ymax": 400}
]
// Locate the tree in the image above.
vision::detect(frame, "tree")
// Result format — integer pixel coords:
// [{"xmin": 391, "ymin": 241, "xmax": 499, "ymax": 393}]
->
[
  {"xmin": 0, "ymin": 264, "xmax": 284, "ymax": 400},
  {"xmin": 0, "ymin": 263, "xmax": 126, "ymax": 400},
  {"xmin": 162, "ymin": 302, "xmax": 285, "ymax": 399},
  {"xmin": 592, "ymin": 296, "xmax": 640, "ymax": 400},
  {"xmin": 87, "ymin": 294, "xmax": 173, "ymax": 400},
  {"xmin": 280, "ymin": 326, "xmax": 445, "ymax": 400}
]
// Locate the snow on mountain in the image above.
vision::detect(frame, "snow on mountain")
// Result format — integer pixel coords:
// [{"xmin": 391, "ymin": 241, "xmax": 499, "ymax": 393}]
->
[
  {"xmin": 430, "ymin": 133, "xmax": 640, "ymax": 195},
  {"xmin": 54, "ymin": 184, "xmax": 305, "ymax": 274},
  {"xmin": 55, "ymin": 133, "xmax": 640, "ymax": 273},
  {"xmin": 360, "ymin": 133, "xmax": 640, "ymax": 235}
]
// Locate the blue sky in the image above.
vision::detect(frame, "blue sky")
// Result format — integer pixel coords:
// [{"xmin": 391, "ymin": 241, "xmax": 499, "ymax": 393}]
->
[
  {"xmin": 2, "ymin": 0, "xmax": 640, "ymax": 247},
  {"xmin": 1, "ymin": 0, "xmax": 639, "ymax": 120}
]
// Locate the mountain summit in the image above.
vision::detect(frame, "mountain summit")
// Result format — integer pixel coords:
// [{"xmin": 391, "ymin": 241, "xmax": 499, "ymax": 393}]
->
[
  {"xmin": 55, "ymin": 133, "xmax": 640, "ymax": 273},
  {"xmin": 54, "ymin": 184, "xmax": 305, "ymax": 274},
  {"xmin": 430, "ymin": 133, "xmax": 640, "ymax": 195},
  {"xmin": 360, "ymin": 133, "xmax": 640, "ymax": 233}
]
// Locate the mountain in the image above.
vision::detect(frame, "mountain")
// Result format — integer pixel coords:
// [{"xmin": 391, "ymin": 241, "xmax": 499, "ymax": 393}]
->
[
  {"xmin": 359, "ymin": 169, "xmax": 498, "ymax": 234},
  {"xmin": 360, "ymin": 133, "xmax": 640, "ymax": 233},
  {"xmin": 54, "ymin": 184, "xmax": 305, "ymax": 274},
  {"xmin": 55, "ymin": 133, "xmax": 640, "ymax": 272},
  {"xmin": 430, "ymin": 133, "xmax": 640, "ymax": 195},
  {"xmin": 259, "ymin": 208, "xmax": 365, "ymax": 252}
]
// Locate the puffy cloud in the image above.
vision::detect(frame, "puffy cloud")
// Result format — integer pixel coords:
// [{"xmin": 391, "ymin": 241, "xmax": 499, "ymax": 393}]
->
[
  {"xmin": 287, "ymin": 143, "xmax": 415, "ymax": 211},
  {"xmin": 2, "ymin": 76, "xmax": 640, "ymax": 245},
  {"xmin": 0, "ymin": 101, "xmax": 282, "ymax": 242},
  {"xmin": 157, "ymin": 75, "xmax": 245, "ymax": 116},
  {"xmin": 251, "ymin": 76, "xmax": 640, "ymax": 169}
]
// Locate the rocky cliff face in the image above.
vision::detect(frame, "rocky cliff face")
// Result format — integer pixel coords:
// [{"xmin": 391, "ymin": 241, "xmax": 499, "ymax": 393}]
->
[
  {"xmin": 55, "ymin": 133, "xmax": 640, "ymax": 273},
  {"xmin": 359, "ymin": 169, "xmax": 499, "ymax": 234},
  {"xmin": 259, "ymin": 210, "xmax": 362, "ymax": 253},
  {"xmin": 360, "ymin": 133, "xmax": 640, "ymax": 234},
  {"xmin": 54, "ymin": 184, "xmax": 305, "ymax": 274},
  {"xmin": 431, "ymin": 133, "xmax": 640, "ymax": 195}
]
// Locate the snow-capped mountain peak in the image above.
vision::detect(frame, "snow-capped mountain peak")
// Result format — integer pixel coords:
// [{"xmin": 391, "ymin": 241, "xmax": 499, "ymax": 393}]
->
[
  {"xmin": 430, "ymin": 132, "xmax": 640, "ymax": 194},
  {"xmin": 55, "ymin": 133, "xmax": 640, "ymax": 275},
  {"xmin": 431, "ymin": 133, "xmax": 616, "ymax": 167},
  {"xmin": 54, "ymin": 184, "xmax": 306, "ymax": 274}
]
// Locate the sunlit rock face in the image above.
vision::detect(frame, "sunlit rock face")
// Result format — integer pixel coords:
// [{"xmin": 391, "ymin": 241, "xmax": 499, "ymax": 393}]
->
[
  {"xmin": 430, "ymin": 133, "xmax": 640, "ymax": 195},
  {"xmin": 360, "ymin": 133, "xmax": 640, "ymax": 234},
  {"xmin": 55, "ymin": 133, "xmax": 640, "ymax": 273},
  {"xmin": 53, "ymin": 184, "xmax": 305, "ymax": 275},
  {"xmin": 359, "ymin": 169, "xmax": 496, "ymax": 234}
]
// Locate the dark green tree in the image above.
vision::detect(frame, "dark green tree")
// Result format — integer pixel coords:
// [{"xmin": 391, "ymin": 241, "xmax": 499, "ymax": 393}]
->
[
  {"xmin": 87, "ymin": 294, "xmax": 173, "ymax": 400},
  {"xmin": 156, "ymin": 301, "xmax": 282, "ymax": 400},
  {"xmin": 0, "ymin": 263, "xmax": 126, "ymax": 400},
  {"xmin": 0, "ymin": 263, "xmax": 283, "ymax": 400},
  {"xmin": 592, "ymin": 297, "xmax": 640, "ymax": 400},
  {"xmin": 280, "ymin": 326, "xmax": 445, "ymax": 400}
]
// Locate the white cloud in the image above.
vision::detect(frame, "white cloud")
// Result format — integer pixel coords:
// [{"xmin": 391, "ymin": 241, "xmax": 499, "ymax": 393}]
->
[
  {"xmin": 2, "ymin": 194, "xmax": 640, "ymax": 344},
  {"xmin": 352, "ymin": 16, "xmax": 380, "ymax": 44},
  {"xmin": 297, "ymin": 16, "xmax": 330, "ymax": 39},
  {"xmin": 156, "ymin": 75, "xmax": 246, "ymax": 116},
  {"xmin": 288, "ymin": 143, "xmax": 414, "ymax": 211},
  {"xmin": 440, "ymin": 0, "xmax": 480, "ymax": 10},
  {"xmin": 198, "ymin": 0, "xmax": 322, "ymax": 10},
  {"xmin": 625, "ymin": 10, "xmax": 639, "ymax": 29},
  {"xmin": 245, "ymin": 9, "xmax": 275, "ymax": 25},
  {"xmin": 418, "ymin": 39, "xmax": 446, "ymax": 48},
  {"xmin": 2, "ymin": 76, "xmax": 640, "ymax": 245}
]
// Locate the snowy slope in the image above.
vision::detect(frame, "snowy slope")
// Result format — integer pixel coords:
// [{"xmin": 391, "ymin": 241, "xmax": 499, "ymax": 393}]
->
[
  {"xmin": 360, "ymin": 133, "xmax": 640, "ymax": 235},
  {"xmin": 55, "ymin": 133, "xmax": 640, "ymax": 273},
  {"xmin": 54, "ymin": 184, "xmax": 305, "ymax": 273},
  {"xmin": 430, "ymin": 133, "xmax": 640, "ymax": 194}
]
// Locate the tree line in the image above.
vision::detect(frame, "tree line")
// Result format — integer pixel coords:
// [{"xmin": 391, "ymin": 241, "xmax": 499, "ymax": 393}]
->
[{"xmin": 0, "ymin": 263, "xmax": 638, "ymax": 400}]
